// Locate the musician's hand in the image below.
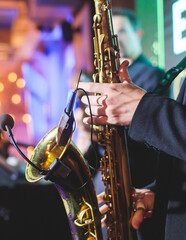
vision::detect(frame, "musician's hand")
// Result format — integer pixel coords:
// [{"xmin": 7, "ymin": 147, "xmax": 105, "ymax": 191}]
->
[
  {"xmin": 79, "ymin": 61, "xmax": 146, "ymax": 126},
  {"xmin": 97, "ymin": 189, "xmax": 155, "ymax": 230},
  {"xmin": 131, "ymin": 189, "xmax": 155, "ymax": 229},
  {"xmin": 97, "ymin": 192, "xmax": 108, "ymax": 228}
]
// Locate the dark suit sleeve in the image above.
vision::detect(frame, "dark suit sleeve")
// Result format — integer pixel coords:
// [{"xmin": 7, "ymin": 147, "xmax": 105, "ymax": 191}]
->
[{"xmin": 128, "ymin": 93, "xmax": 186, "ymax": 161}]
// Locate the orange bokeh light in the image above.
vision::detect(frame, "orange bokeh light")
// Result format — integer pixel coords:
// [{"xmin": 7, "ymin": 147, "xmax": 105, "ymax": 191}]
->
[
  {"xmin": 11, "ymin": 94, "xmax": 21, "ymax": 104},
  {"xmin": 22, "ymin": 114, "xmax": 32, "ymax": 124},
  {"xmin": 16, "ymin": 78, "xmax": 26, "ymax": 88},
  {"xmin": 8, "ymin": 72, "xmax": 17, "ymax": 82},
  {"xmin": 0, "ymin": 83, "xmax": 4, "ymax": 92}
]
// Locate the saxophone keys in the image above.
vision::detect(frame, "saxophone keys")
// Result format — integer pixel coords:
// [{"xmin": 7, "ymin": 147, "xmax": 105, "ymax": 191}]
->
[{"xmin": 74, "ymin": 202, "xmax": 94, "ymax": 227}]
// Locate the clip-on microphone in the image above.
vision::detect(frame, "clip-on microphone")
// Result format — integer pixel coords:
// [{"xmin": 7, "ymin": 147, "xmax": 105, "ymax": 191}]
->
[
  {"xmin": 57, "ymin": 70, "xmax": 82, "ymax": 146},
  {"xmin": 0, "ymin": 114, "xmax": 47, "ymax": 175},
  {"xmin": 45, "ymin": 71, "xmax": 82, "ymax": 183},
  {"xmin": 57, "ymin": 90, "xmax": 76, "ymax": 146}
]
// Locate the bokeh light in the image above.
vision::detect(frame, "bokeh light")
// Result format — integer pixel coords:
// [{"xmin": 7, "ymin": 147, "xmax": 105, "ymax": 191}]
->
[
  {"xmin": 0, "ymin": 82, "xmax": 4, "ymax": 92},
  {"xmin": 22, "ymin": 113, "xmax": 32, "ymax": 124},
  {"xmin": 11, "ymin": 94, "xmax": 21, "ymax": 104},
  {"xmin": 16, "ymin": 78, "xmax": 26, "ymax": 88},
  {"xmin": 8, "ymin": 72, "xmax": 17, "ymax": 82}
]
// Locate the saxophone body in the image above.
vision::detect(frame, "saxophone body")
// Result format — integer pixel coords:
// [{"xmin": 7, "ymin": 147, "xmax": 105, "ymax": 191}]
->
[
  {"xmin": 25, "ymin": 0, "xmax": 135, "ymax": 239},
  {"xmin": 25, "ymin": 126, "xmax": 103, "ymax": 240},
  {"xmin": 93, "ymin": 0, "xmax": 136, "ymax": 239}
]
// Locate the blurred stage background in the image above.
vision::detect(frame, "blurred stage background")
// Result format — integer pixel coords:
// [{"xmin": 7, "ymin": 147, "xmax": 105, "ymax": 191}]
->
[{"xmin": 0, "ymin": 0, "xmax": 185, "ymax": 239}]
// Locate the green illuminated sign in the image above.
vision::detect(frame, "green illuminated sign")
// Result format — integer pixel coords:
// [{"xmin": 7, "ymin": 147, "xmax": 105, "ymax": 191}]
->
[{"xmin": 172, "ymin": 0, "xmax": 186, "ymax": 55}]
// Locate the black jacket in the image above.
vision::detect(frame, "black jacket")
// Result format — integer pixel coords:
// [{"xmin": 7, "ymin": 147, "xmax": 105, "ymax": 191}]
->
[
  {"xmin": 129, "ymin": 78, "xmax": 186, "ymax": 240},
  {"xmin": 127, "ymin": 55, "xmax": 166, "ymax": 188}
]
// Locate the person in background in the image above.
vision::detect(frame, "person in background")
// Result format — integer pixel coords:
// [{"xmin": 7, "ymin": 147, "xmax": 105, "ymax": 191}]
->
[
  {"xmin": 79, "ymin": 59, "xmax": 186, "ymax": 240},
  {"xmin": 112, "ymin": 8, "xmax": 165, "ymax": 93}
]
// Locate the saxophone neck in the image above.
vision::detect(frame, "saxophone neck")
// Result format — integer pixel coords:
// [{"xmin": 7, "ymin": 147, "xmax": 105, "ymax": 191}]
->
[{"xmin": 93, "ymin": 0, "xmax": 120, "ymax": 84}]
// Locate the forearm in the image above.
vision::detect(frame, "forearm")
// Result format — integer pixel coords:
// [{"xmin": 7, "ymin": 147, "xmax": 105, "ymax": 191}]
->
[{"xmin": 129, "ymin": 93, "xmax": 186, "ymax": 160}]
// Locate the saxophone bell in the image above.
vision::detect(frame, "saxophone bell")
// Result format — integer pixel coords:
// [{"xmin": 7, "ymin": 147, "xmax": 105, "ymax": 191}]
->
[{"xmin": 25, "ymin": 88, "xmax": 103, "ymax": 239}]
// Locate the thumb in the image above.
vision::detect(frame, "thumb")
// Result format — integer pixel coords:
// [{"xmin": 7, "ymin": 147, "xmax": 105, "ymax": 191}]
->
[{"xmin": 119, "ymin": 60, "xmax": 132, "ymax": 83}]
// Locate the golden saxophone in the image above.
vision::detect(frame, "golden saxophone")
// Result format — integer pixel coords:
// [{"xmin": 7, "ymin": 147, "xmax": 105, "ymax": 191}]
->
[
  {"xmin": 25, "ymin": 0, "xmax": 136, "ymax": 239},
  {"xmin": 92, "ymin": 0, "xmax": 136, "ymax": 239}
]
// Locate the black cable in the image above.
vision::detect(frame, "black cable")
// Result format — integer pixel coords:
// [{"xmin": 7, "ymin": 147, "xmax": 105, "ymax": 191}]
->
[
  {"xmin": 71, "ymin": 87, "xmax": 100, "ymax": 190},
  {"xmin": 5, "ymin": 125, "xmax": 47, "ymax": 175},
  {"xmin": 76, "ymin": 87, "xmax": 100, "ymax": 171}
]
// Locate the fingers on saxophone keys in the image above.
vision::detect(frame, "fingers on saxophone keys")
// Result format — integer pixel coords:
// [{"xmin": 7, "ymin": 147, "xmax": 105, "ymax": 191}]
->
[
  {"xmin": 83, "ymin": 116, "xmax": 108, "ymax": 125},
  {"xmin": 131, "ymin": 207, "xmax": 145, "ymax": 230},
  {"xmin": 135, "ymin": 207, "xmax": 145, "ymax": 213},
  {"xmin": 81, "ymin": 95, "xmax": 99, "ymax": 106},
  {"xmin": 81, "ymin": 95, "xmax": 107, "ymax": 106},
  {"xmin": 99, "ymin": 204, "xmax": 109, "ymax": 215},
  {"xmin": 85, "ymin": 106, "xmax": 105, "ymax": 116},
  {"xmin": 143, "ymin": 210, "xmax": 153, "ymax": 219},
  {"xmin": 97, "ymin": 192, "xmax": 105, "ymax": 204},
  {"xmin": 101, "ymin": 215, "xmax": 106, "ymax": 228}
]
